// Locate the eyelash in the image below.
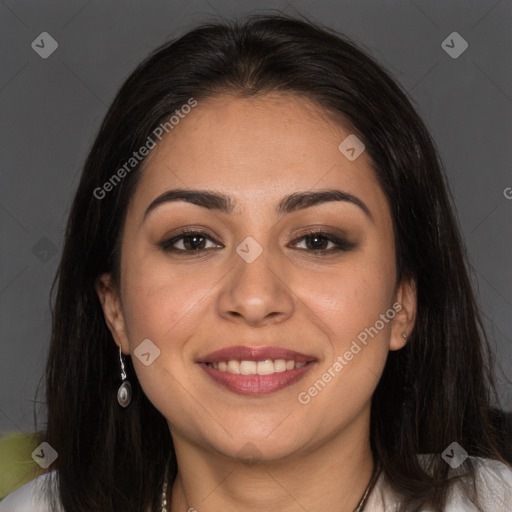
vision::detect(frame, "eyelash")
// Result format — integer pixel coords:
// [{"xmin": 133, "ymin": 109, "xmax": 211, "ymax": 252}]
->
[{"xmin": 158, "ymin": 228, "xmax": 356, "ymax": 256}]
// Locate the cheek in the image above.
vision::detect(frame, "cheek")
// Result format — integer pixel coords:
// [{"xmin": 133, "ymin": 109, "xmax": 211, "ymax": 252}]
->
[
  {"xmin": 295, "ymin": 267, "xmax": 393, "ymax": 424},
  {"xmin": 118, "ymin": 254, "xmax": 217, "ymax": 398},
  {"xmin": 120, "ymin": 252, "xmax": 212, "ymax": 345},
  {"xmin": 118, "ymin": 261, "xmax": 199, "ymax": 412},
  {"xmin": 299, "ymin": 255, "xmax": 395, "ymax": 351}
]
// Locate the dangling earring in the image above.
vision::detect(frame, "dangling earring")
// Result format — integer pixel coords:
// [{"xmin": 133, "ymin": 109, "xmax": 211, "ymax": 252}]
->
[
  {"xmin": 117, "ymin": 346, "xmax": 132, "ymax": 408},
  {"xmin": 401, "ymin": 332, "xmax": 414, "ymax": 410}
]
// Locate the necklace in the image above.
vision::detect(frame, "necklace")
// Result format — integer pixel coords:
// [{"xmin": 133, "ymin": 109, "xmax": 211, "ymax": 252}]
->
[
  {"xmin": 160, "ymin": 462, "xmax": 380, "ymax": 512},
  {"xmin": 160, "ymin": 477, "xmax": 168, "ymax": 512}
]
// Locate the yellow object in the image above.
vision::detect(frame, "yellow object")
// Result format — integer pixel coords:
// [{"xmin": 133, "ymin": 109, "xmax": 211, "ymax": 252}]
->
[{"xmin": 0, "ymin": 432, "xmax": 45, "ymax": 499}]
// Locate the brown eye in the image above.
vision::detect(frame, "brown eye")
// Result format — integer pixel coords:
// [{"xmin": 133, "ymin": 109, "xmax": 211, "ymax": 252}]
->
[
  {"xmin": 290, "ymin": 231, "xmax": 357, "ymax": 254},
  {"xmin": 159, "ymin": 230, "xmax": 222, "ymax": 253},
  {"xmin": 178, "ymin": 234, "xmax": 207, "ymax": 250}
]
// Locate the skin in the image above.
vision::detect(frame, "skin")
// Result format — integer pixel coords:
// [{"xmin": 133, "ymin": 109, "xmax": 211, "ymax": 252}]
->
[{"xmin": 95, "ymin": 93, "xmax": 416, "ymax": 512}]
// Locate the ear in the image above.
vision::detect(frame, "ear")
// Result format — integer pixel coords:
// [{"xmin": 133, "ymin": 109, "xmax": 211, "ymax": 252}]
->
[
  {"xmin": 389, "ymin": 277, "xmax": 417, "ymax": 351},
  {"xmin": 95, "ymin": 273, "xmax": 130, "ymax": 354}
]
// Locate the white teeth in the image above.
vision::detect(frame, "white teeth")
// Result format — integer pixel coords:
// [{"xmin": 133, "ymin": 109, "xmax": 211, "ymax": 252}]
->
[
  {"xmin": 257, "ymin": 360, "xmax": 275, "ymax": 375},
  {"xmin": 274, "ymin": 359, "xmax": 287, "ymax": 372},
  {"xmin": 207, "ymin": 359, "xmax": 310, "ymax": 374},
  {"xmin": 240, "ymin": 361, "xmax": 257, "ymax": 375},
  {"xmin": 227, "ymin": 360, "xmax": 240, "ymax": 374}
]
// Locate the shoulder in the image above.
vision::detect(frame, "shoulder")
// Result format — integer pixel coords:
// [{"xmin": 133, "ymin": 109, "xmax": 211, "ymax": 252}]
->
[
  {"xmin": 445, "ymin": 456, "xmax": 512, "ymax": 511},
  {"xmin": 366, "ymin": 456, "xmax": 512, "ymax": 512},
  {"xmin": 0, "ymin": 471, "xmax": 61, "ymax": 512},
  {"xmin": 470, "ymin": 455, "xmax": 512, "ymax": 482}
]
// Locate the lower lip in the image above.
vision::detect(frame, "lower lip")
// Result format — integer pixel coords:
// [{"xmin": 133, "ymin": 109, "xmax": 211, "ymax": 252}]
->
[{"xmin": 198, "ymin": 362, "xmax": 316, "ymax": 396}]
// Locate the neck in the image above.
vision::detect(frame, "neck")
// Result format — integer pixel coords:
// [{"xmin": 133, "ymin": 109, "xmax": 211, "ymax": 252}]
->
[{"xmin": 168, "ymin": 409, "xmax": 375, "ymax": 512}]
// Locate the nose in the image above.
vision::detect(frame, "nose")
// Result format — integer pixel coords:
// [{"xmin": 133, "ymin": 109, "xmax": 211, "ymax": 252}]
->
[{"xmin": 216, "ymin": 242, "xmax": 295, "ymax": 327}]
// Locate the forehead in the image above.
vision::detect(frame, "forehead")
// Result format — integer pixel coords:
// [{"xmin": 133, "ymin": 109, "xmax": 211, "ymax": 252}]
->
[{"xmin": 130, "ymin": 93, "xmax": 389, "ymax": 220}]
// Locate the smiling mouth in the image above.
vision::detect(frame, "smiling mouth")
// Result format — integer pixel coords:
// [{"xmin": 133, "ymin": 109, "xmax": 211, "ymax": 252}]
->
[
  {"xmin": 198, "ymin": 359, "xmax": 317, "ymax": 396},
  {"xmin": 205, "ymin": 359, "xmax": 314, "ymax": 375},
  {"xmin": 196, "ymin": 345, "xmax": 317, "ymax": 395}
]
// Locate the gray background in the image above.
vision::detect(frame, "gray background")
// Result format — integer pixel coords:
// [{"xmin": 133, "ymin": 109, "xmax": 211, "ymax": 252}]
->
[{"xmin": 0, "ymin": 0, "xmax": 511, "ymax": 435}]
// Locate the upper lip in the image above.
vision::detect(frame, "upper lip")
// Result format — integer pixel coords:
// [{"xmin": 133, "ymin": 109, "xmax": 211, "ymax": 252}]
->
[{"xmin": 196, "ymin": 345, "xmax": 316, "ymax": 364}]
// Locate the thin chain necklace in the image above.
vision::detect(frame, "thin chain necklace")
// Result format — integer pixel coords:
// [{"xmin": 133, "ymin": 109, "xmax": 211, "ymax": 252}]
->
[
  {"xmin": 353, "ymin": 462, "xmax": 380, "ymax": 512},
  {"xmin": 160, "ymin": 477, "xmax": 168, "ymax": 512},
  {"xmin": 160, "ymin": 462, "xmax": 380, "ymax": 512}
]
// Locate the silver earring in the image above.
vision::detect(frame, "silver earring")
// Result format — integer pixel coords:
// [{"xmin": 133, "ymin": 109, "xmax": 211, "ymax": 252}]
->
[
  {"xmin": 117, "ymin": 347, "xmax": 132, "ymax": 408},
  {"xmin": 401, "ymin": 332, "xmax": 408, "ymax": 342}
]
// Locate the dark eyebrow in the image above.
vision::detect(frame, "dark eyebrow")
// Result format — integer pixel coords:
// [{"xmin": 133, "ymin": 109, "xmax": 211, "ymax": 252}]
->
[
  {"xmin": 143, "ymin": 188, "xmax": 373, "ymax": 222},
  {"xmin": 143, "ymin": 189, "xmax": 234, "ymax": 221},
  {"xmin": 277, "ymin": 190, "xmax": 373, "ymax": 221}
]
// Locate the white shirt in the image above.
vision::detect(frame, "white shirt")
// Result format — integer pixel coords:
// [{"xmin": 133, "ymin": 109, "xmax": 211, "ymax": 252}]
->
[
  {"xmin": 365, "ymin": 457, "xmax": 512, "ymax": 511},
  {"xmin": 1, "ymin": 457, "xmax": 512, "ymax": 511},
  {"xmin": 1, "ymin": 470, "xmax": 61, "ymax": 512}
]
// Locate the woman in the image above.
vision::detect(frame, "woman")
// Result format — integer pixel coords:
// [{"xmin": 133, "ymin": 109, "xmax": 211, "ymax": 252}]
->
[{"xmin": 2, "ymin": 13, "xmax": 511, "ymax": 512}]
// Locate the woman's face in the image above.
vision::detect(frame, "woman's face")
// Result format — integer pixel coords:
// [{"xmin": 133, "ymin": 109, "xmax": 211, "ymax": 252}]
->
[{"xmin": 97, "ymin": 93, "xmax": 415, "ymax": 463}]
